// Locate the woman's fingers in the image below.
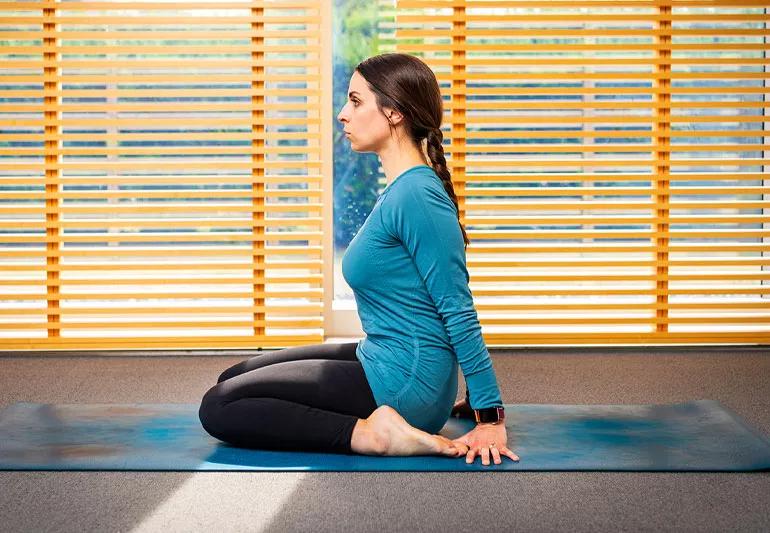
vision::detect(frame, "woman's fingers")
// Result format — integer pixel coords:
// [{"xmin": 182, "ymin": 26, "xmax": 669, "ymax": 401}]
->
[
  {"xmin": 480, "ymin": 446, "xmax": 491, "ymax": 466},
  {"xmin": 459, "ymin": 435, "xmax": 521, "ymax": 464},
  {"xmin": 463, "ymin": 445, "xmax": 521, "ymax": 464},
  {"xmin": 502, "ymin": 446, "xmax": 520, "ymax": 462},
  {"xmin": 490, "ymin": 446, "xmax": 502, "ymax": 465}
]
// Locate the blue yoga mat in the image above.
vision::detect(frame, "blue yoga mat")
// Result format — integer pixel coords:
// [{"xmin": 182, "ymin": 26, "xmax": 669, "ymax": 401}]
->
[{"xmin": 0, "ymin": 400, "xmax": 768, "ymax": 471}]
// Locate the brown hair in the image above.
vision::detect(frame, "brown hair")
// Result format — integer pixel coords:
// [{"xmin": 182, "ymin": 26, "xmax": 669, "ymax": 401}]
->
[{"xmin": 355, "ymin": 53, "xmax": 470, "ymax": 249}]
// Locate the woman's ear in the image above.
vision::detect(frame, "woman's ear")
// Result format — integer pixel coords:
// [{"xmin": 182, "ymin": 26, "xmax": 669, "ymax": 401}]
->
[{"xmin": 384, "ymin": 107, "xmax": 404, "ymax": 126}]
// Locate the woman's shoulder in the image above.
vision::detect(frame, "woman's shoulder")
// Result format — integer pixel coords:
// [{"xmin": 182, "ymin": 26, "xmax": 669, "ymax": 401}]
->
[
  {"xmin": 405, "ymin": 163, "xmax": 439, "ymax": 182},
  {"xmin": 384, "ymin": 164, "xmax": 443, "ymax": 198},
  {"xmin": 381, "ymin": 166, "xmax": 457, "ymax": 217}
]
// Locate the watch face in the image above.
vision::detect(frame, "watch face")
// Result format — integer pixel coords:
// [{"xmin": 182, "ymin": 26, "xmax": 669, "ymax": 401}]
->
[{"xmin": 476, "ymin": 407, "xmax": 503, "ymax": 423}]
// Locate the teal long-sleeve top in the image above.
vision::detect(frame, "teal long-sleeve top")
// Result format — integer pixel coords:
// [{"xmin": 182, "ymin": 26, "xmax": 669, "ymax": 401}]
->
[{"xmin": 341, "ymin": 164, "xmax": 503, "ymax": 434}]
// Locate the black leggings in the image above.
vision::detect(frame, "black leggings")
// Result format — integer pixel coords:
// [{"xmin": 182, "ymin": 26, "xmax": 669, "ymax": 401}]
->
[{"xmin": 198, "ymin": 342, "xmax": 378, "ymax": 455}]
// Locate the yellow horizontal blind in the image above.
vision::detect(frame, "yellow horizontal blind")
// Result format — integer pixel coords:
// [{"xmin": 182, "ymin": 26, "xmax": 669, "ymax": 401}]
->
[
  {"xmin": 0, "ymin": 0, "xmax": 324, "ymax": 350},
  {"xmin": 396, "ymin": 0, "xmax": 770, "ymax": 344}
]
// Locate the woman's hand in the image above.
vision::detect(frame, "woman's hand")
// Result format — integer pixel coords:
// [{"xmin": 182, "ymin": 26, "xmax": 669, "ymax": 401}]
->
[
  {"xmin": 450, "ymin": 397, "xmax": 474, "ymax": 419},
  {"xmin": 451, "ymin": 423, "xmax": 520, "ymax": 466}
]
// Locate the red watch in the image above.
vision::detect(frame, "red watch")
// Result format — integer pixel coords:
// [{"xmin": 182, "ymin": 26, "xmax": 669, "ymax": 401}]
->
[{"xmin": 473, "ymin": 406, "xmax": 505, "ymax": 425}]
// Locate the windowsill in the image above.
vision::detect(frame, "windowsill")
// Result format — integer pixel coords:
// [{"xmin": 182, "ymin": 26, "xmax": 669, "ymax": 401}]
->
[
  {"xmin": 324, "ymin": 336, "xmax": 362, "ymax": 344},
  {"xmin": 332, "ymin": 299, "xmax": 357, "ymax": 311}
]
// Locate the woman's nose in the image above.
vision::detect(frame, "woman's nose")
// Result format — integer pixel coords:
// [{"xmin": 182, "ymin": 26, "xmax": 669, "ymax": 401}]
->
[{"xmin": 337, "ymin": 104, "xmax": 349, "ymax": 123}]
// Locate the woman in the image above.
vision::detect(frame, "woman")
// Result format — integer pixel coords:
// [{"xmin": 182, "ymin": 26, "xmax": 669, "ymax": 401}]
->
[{"xmin": 199, "ymin": 53, "xmax": 519, "ymax": 466}]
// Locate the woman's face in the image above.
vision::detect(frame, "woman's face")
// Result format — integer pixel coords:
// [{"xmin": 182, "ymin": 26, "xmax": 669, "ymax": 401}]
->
[{"xmin": 337, "ymin": 70, "xmax": 395, "ymax": 154}]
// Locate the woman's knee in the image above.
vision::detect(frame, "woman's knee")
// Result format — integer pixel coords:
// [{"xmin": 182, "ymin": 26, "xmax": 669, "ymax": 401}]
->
[
  {"xmin": 198, "ymin": 386, "xmax": 225, "ymax": 437},
  {"xmin": 216, "ymin": 368, "xmax": 232, "ymax": 384},
  {"xmin": 217, "ymin": 361, "xmax": 247, "ymax": 383}
]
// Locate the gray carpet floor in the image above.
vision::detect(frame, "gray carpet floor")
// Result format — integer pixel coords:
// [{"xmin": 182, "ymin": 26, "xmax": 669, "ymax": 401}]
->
[{"xmin": 0, "ymin": 344, "xmax": 768, "ymax": 533}]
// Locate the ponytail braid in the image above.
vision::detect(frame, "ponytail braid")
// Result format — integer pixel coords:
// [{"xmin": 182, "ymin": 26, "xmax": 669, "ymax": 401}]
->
[{"xmin": 425, "ymin": 127, "xmax": 470, "ymax": 249}]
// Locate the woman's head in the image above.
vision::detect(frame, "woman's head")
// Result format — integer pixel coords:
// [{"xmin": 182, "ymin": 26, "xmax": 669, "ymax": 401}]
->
[{"xmin": 336, "ymin": 53, "xmax": 470, "ymax": 248}]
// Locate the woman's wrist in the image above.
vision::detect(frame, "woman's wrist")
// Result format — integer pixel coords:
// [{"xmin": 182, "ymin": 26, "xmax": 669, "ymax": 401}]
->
[{"xmin": 472, "ymin": 405, "xmax": 505, "ymax": 424}]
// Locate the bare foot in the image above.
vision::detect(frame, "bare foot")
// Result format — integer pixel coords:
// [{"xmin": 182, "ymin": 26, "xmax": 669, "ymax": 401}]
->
[{"xmin": 351, "ymin": 405, "xmax": 461, "ymax": 457}]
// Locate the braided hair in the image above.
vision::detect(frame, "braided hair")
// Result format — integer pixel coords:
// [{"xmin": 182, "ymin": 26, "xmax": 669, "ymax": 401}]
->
[
  {"xmin": 425, "ymin": 126, "xmax": 469, "ymax": 248},
  {"xmin": 355, "ymin": 53, "xmax": 470, "ymax": 249}
]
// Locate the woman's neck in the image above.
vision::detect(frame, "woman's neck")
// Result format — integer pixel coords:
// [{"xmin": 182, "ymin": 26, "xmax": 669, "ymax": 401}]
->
[{"xmin": 377, "ymin": 134, "xmax": 430, "ymax": 187}]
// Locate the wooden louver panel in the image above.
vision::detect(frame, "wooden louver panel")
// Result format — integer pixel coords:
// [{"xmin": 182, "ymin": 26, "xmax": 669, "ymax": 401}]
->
[
  {"xmin": 0, "ymin": 0, "xmax": 324, "ymax": 350},
  {"xmin": 395, "ymin": 0, "xmax": 770, "ymax": 344}
]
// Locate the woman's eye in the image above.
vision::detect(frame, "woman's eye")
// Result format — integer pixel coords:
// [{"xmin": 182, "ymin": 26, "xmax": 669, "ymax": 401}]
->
[{"xmin": 352, "ymin": 100, "xmax": 359, "ymax": 107}]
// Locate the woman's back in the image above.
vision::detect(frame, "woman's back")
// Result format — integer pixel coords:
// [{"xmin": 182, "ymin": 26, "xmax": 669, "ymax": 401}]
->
[{"xmin": 342, "ymin": 164, "xmax": 502, "ymax": 433}]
